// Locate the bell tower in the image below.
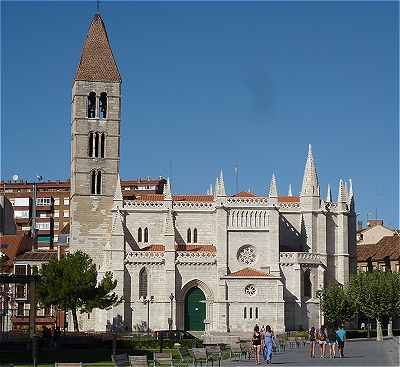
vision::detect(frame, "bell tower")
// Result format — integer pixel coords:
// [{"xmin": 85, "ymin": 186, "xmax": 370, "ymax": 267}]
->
[{"xmin": 70, "ymin": 13, "xmax": 121, "ymax": 269}]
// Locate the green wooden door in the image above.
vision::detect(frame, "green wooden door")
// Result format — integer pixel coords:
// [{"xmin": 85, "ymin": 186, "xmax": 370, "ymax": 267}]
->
[{"xmin": 184, "ymin": 287, "xmax": 206, "ymax": 331}]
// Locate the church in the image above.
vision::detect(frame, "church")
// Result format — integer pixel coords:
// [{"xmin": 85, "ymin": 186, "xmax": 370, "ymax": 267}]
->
[{"xmin": 69, "ymin": 13, "xmax": 357, "ymax": 333}]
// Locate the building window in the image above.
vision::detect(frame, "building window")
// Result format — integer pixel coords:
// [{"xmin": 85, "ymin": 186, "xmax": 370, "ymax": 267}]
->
[
  {"xmin": 15, "ymin": 284, "xmax": 25, "ymax": 299},
  {"xmin": 63, "ymin": 210, "xmax": 69, "ymax": 218},
  {"xmin": 54, "ymin": 210, "xmax": 59, "ymax": 218},
  {"xmin": 193, "ymin": 228, "xmax": 198, "ymax": 243},
  {"xmin": 64, "ymin": 198, "xmax": 69, "ymax": 205},
  {"xmin": 54, "ymin": 198, "xmax": 59, "ymax": 206},
  {"xmin": 36, "ymin": 222, "xmax": 50, "ymax": 230},
  {"xmin": 255, "ymin": 307, "xmax": 259, "ymax": 319},
  {"xmin": 14, "ymin": 265, "xmax": 27, "ymax": 275},
  {"xmin": 99, "ymin": 92, "xmax": 107, "ymax": 119},
  {"xmin": 138, "ymin": 228, "xmax": 142, "ymax": 243},
  {"xmin": 54, "ymin": 222, "xmax": 59, "ymax": 230},
  {"xmin": 367, "ymin": 257, "xmax": 373, "ymax": 272},
  {"xmin": 36, "ymin": 198, "xmax": 51, "ymax": 206},
  {"xmin": 249, "ymin": 307, "xmax": 253, "ymax": 319},
  {"xmin": 144, "ymin": 228, "xmax": 149, "ymax": 243},
  {"xmin": 244, "ymin": 307, "xmax": 247, "ymax": 319},
  {"xmin": 87, "ymin": 92, "xmax": 96, "ymax": 118},
  {"xmin": 90, "ymin": 170, "xmax": 102, "ymax": 195},
  {"xmin": 187, "ymin": 228, "xmax": 191, "ymax": 243},
  {"xmin": 304, "ymin": 269, "xmax": 312, "ymax": 298},
  {"xmin": 139, "ymin": 268, "xmax": 148, "ymax": 299},
  {"xmin": 89, "ymin": 132, "xmax": 94, "ymax": 157},
  {"xmin": 54, "ymin": 235, "xmax": 59, "ymax": 242},
  {"xmin": 17, "ymin": 302, "xmax": 24, "ymax": 316},
  {"xmin": 101, "ymin": 133, "xmax": 105, "ymax": 158},
  {"xmin": 384, "ymin": 256, "xmax": 391, "ymax": 272}
]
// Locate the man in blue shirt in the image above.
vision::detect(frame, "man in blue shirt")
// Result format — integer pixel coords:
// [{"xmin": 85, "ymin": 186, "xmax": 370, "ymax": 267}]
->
[{"xmin": 336, "ymin": 325, "xmax": 346, "ymax": 358}]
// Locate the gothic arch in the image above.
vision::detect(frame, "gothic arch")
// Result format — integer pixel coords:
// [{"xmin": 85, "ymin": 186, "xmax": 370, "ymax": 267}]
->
[{"xmin": 178, "ymin": 279, "xmax": 214, "ymax": 302}]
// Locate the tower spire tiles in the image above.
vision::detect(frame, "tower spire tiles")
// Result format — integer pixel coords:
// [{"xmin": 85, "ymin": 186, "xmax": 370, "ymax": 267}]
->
[{"xmin": 301, "ymin": 144, "xmax": 320, "ymax": 197}]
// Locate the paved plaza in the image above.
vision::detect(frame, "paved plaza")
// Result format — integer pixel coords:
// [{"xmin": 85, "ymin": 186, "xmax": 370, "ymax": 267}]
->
[{"xmin": 224, "ymin": 339, "xmax": 399, "ymax": 367}]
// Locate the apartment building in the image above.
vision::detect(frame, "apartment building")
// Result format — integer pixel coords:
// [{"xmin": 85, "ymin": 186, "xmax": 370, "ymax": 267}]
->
[{"xmin": 0, "ymin": 177, "xmax": 166, "ymax": 248}]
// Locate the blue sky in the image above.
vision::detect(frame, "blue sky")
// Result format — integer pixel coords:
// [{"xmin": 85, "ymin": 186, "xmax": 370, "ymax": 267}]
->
[{"xmin": 1, "ymin": 1, "xmax": 398, "ymax": 228}]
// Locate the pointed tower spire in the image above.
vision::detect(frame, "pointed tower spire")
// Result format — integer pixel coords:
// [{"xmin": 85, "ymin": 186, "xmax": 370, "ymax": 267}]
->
[
  {"xmin": 326, "ymin": 184, "xmax": 332, "ymax": 203},
  {"xmin": 269, "ymin": 173, "xmax": 278, "ymax": 198},
  {"xmin": 348, "ymin": 179, "xmax": 353, "ymax": 202},
  {"xmin": 214, "ymin": 177, "xmax": 219, "ymax": 199},
  {"xmin": 75, "ymin": 14, "xmax": 121, "ymax": 82},
  {"xmin": 344, "ymin": 181, "xmax": 349, "ymax": 203},
  {"xmin": 218, "ymin": 170, "xmax": 226, "ymax": 197},
  {"xmin": 288, "ymin": 184, "xmax": 293, "ymax": 197},
  {"xmin": 163, "ymin": 209, "xmax": 175, "ymax": 235},
  {"xmin": 163, "ymin": 178, "xmax": 172, "ymax": 201},
  {"xmin": 112, "ymin": 174, "xmax": 123, "ymax": 209},
  {"xmin": 337, "ymin": 178, "xmax": 346, "ymax": 203},
  {"xmin": 209, "ymin": 184, "xmax": 213, "ymax": 196},
  {"xmin": 301, "ymin": 144, "xmax": 320, "ymax": 197}
]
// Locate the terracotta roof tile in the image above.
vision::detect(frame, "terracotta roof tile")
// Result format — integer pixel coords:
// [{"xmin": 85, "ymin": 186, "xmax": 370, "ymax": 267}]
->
[
  {"xmin": 75, "ymin": 14, "xmax": 121, "ymax": 82},
  {"xmin": 229, "ymin": 268, "xmax": 269, "ymax": 277},
  {"xmin": 141, "ymin": 244, "xmax": 165, "ymax": 251},
  {"xmin": 357, "ymin": 235, "xmax": 400, "ymax": 262},
  {"xmin": 0, "ymin": 235, "xmax": 33, "ymax": 261},
  {"xmin": 278, "ymin": 196, "xmax": 300, "ymax": 203},
  {"xmin": 234, "ymin": 192, "xmax": 256, "ymax": 197},
  {"xmin": 176, "ymin": 244, "xmax": 216, "ymax": 252},
  {"xmin": 357, "ymin": 244, "xmax": 377, "ymax": 262},
  {"xmin": 15, "ymin": 251, "xmax": 57, "ymax": 262},
  {"xmin": 134, "ymin": 194, "xmax": 164, "ymax": 201},
  {"xmin": 173, "ymin": 195, "xmax": 214, "ymax": 202}
]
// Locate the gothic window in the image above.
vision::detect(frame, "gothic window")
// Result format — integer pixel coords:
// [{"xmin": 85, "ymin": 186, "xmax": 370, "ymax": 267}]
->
[
  {"xmin": 89, "ymin": 132, "xmax": 94, "ymax": 157},
  {"xmin": 249, "ymin": 307, "xmax": 253, "ymax": 319},
  {"xmin": 94, "ymin": 132, "xmax": 99, "ymax": 157},
  {"xmin": 138, "ymin": 228, "xmax": 142, "ymax": 242},
  {"xmin": 139, "ymin": 268, "xmax": 148, "ymax": 299},
  {"xmin": 303, "ymin": 269, "xmax": 312, "ymax": 298},
  {"xmin": 96, "ymin": 171, "xmax": 102, "ymax": 194},
  {"xmin": 187, "ymin": 228, "xmax": 191, "ymax": 243},
  {"xmin": 87, "ymin": 92, "xmax": 96, "ymax": 118},
  {"xmin": 255, "ymin": 307, "xmax": 259, "ymax": 319},
  {"xmin": 244, "ymin": 307, "xmax": 247, "ymax": 319},
  {"xmin": 237, "ymin": 245, "xmax": 256, "ymax": 265},
  {"xmin": 193, "ymin": 228, "xmax": 198, "ymax": 243},
  {"xmin": 144, "ymin": 227, "xmax": 149, "ymax": 243},
  {"xmin": 91, "ymin": 171, "xmax": 96, "ymax": 194},
  {"xmin": 245, "ymin": 284, "xmax": 256, "ymax": 297},
  {"xmin": 99, "ymin": 92, "xmax": 107, "ymax": 119},
  {"xmin": 100, "ymin": 133, "xmax": 105, "ymax": 158}
]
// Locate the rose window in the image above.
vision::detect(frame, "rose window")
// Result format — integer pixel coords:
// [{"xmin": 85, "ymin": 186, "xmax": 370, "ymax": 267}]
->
[
  {"xmin": 237, "ymin": 245, "xmax": 256, "ymax": 265},
  {"xmin": 245, "ymin": 284, "xmax": 256, "ymax": 297}
]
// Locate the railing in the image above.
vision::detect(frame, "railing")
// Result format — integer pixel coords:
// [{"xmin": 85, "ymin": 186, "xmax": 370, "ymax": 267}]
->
[
  {"xmin": 176, "ymin": 251, "xmax": 216, "ymax": 264},
  {"xmin": 280, "ymin": 252, "xmax": 321, "ymax": 265},
  {"xmin": 125, "ymin": 251, "xmax": 165, "ymax": 264}
]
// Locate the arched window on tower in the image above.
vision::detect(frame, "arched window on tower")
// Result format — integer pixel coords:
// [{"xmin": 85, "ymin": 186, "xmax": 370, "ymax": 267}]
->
[
  {"xmin": 193, "ymin": 228, "xmax": 198, "ymax": 243},
  {"xmin": 88, "ymin": 132, "xmax": 94, "ymax": 157},
  {"xmin": 139, "ymin": 268, "xmax": 148, "ymax": 299},
  {"xmin": 144, "ymin": 227, "xmax": 149, "ymax": 243},
  {"xmin": 303, "ymin": 269, "xmax": 312, "ymax": 298},
  {"xmin": 138, "ymin": 228, "xmax": 142, "ymax": 242},
  {"xmin": 94, "ymin": 132, "xmax": 99, "ymax": 158},
  {"xmin": 243, "ymin": 307, "xmax": 247, "ymax": 319},
  {"xmin": 91, "ymin": 170, "xmax": 96, "ymax": 194},
  {"xmin": 100, "ymin": 133, "xmax": 105, "ymax": 158},
  {"xmin": 187, "ymin": 228, "xmax": 191, "ymax": 243},
  {"xmin": 99, "ymin": 92, "xmax": 107, "ymax": 119},
  {"xmin": 96, "ymin": 171, "xmax": 102, "ymax": 195},
  {"xmin": 87, "ymin": 92, "xmax": 96, "ymax": 118}
]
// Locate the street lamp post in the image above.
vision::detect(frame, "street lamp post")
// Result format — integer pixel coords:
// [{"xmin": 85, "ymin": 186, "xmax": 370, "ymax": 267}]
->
[
  {"xmin": 141, "ymin": 296, "xmax": 154, "ymax": 335},
  {"xmin": 168, "ymin": 293, "xmax": 174, "ymax": 331}
]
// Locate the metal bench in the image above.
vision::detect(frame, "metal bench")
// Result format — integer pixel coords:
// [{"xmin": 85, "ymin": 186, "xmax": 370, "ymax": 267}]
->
[
  {"xmin": 229, "ymin": 343, "xmax": 243, "ymax": 360},
  {"xmin": 192, "ymin": 348, "xmax": 207, "ymax": 367},
  {"xmin": 112, "ymin": 353, "xmax": 130, "ymax": 367},
  {"xmin": 205, "ymin": 345, "xmax": 221, "ymax": 367},
  {"xmin": 153, "ymin": 352, "xmax": 173, "ymax": 367},
  {"xmin": 129, "ymin": 355, "xmax": 148, "ymax": 367}
]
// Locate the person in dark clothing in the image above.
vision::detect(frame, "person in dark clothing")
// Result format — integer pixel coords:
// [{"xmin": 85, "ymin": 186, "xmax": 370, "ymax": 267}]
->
[
  {"xmin": 326, "ymin": 324, "xmax": 337, "ymax": 358},
  {"xmin": 308, "ymin": 326, "xmax": 316, "ymax": 358},
  {"xmin": 252, "ymin": 325, "xmax": 262, "ymax": 365}
]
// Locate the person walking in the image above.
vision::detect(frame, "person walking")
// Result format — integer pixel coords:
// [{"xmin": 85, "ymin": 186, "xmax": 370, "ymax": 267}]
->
[
  {"xmin": 252, "ymin": 325, "xmax": 262, "ymax": 365},
  {"xmin": 326, "ymin": 324, "xmax": 337, "ymax": 358},
  {"xmin": 308, "ymin": 326, "xmax": 316, "ymax": 358},
  {"xmin": 263, "ymin": 325, "xmax": 274, "ymax": 365},
  {"xmin": 317, "ymin": 325, "xmax": 327, "ymax": 358},
  {"xmin": 336, "ymin": 325, "xmax": 346, "ymax": 358}
]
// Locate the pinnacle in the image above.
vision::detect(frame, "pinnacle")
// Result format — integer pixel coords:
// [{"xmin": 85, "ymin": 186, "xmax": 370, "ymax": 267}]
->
[
  {"xmin": 301, "ymin": 144, "xmax": 319, "ymax": 197},
  {"xmin": 269, "ymin": 173, "xmax": 278, "ymax": 197},
  {"xmin": 163, "ymin": 178, "xmax": 172, "ymax": 201}
]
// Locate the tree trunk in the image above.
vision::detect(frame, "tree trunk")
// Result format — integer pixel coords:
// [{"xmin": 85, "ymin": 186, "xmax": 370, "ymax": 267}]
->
[
  {"xmin": 72, "ymin": 308, "xmax": 79, "ymax": 332},
  {"xmin": 388, "ymin": 317, "xmax": 393, "ymax": 337},
  {"xmin": 376, "ymin": 319, "xmax": 383, "ymax": 341}
]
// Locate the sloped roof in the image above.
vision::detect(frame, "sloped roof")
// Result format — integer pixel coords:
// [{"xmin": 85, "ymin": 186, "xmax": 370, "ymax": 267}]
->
[
  {"xmin": 15, "ymin": 251, "xmax": 58, "ymax": 262},
  {"xmin": 357, "ymin": 235, "xmax": 400, "ymax": 262},
  {"xmin": 229, "ymin": 268, "xmax": 269, "ymax": 277},
  {"xmin": 75, "ymin": 14, "xmax": 121, "ymax": 82},
  {"xmin": 133, "ymin": 194, "xmax": 214, "ymax": 202},
  {"xmin": 141, "ymin": 244, "xmax": 165, "ymax": 251},
  {"xmin": 278, "ymin": 196, "xmax": 300, "ymax": 203},
  {"xmin": 234, "ymin": 192, "xmax": 256, "ymax": 197},
  {"xmin": 176, "ymin": 244, "xmax": 216, "ymax": 252}
]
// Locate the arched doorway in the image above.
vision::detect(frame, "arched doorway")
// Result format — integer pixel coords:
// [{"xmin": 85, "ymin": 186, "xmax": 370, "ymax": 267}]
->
[{"xmin": 184, "ymin": 287, "xmax": 206, "ymax": 331}]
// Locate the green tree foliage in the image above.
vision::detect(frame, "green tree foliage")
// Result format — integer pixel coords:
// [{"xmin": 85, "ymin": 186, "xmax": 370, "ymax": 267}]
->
[
  {"xmin": 38, "ymin": 250, "xmax": 121, "ymax": 331},
  {"xmin": 319, "ymin": 284, "xmax": 355, "ymax": 325}
]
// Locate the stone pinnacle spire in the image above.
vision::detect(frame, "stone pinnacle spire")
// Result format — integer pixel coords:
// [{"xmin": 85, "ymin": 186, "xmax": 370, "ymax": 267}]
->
[
  {"xmin": 113, "ymin": 174, "xmax": 123, "ymax": 202},
  {"xmin": 301, "ymin": 144, "xmax": 320, "ymax": 197},
  {"xmin": 163, "ymin": 178, "xmax": 172, "ymax": 201},
  {"xmin": 209, "ymin": 184, "xmax": 213, "ymax": 196},
  {"xmin": 288, "ymin": 184, "xmax": 293, "ymax": 197},
  {"xmin": 75, "ymin": 14, "xmax": 121, "ymax": 82},
  {"xmin": 348, "ymin": 178, "xmax": 353, "ymax": 202},
  {"xmin": 269, "ymin": 173, "xmax": 278, "ymax": 197},
  {"xmin": 326, "ymin": 184, "xmax": 332, "ymax": 203},
  {"xmin": 214, "ymin": 177, "xmax": 219, "ymax": 199},
  {"xmin": 163, "ymin": 209, "xmax": 174, "ymax": 235},
  {"xmin": 337, "ymin": 178, "xmax": 346, "ymax": 203},
  {"xmin": 218, "ymin": 170, "xmax": 226, "ymax": 197}
]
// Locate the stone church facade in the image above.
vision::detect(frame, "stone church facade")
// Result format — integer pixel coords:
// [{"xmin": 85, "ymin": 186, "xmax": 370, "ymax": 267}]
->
[{"xmin": 69, "ymin": 14, "xmax": 357, "ymax": 333}]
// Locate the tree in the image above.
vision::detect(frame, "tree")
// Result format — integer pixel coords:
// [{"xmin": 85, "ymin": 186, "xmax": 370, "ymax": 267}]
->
[
  {"xmin": 319, "ymin": 283, "xmax": 356, "ymax": 326},
  {"xmin": 349, "ymin": 271, "xmax": 400, "ymax": 341},
  {"xmin": 38, "ymin": 250, "xmax": 121, "ymax": 331}
]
